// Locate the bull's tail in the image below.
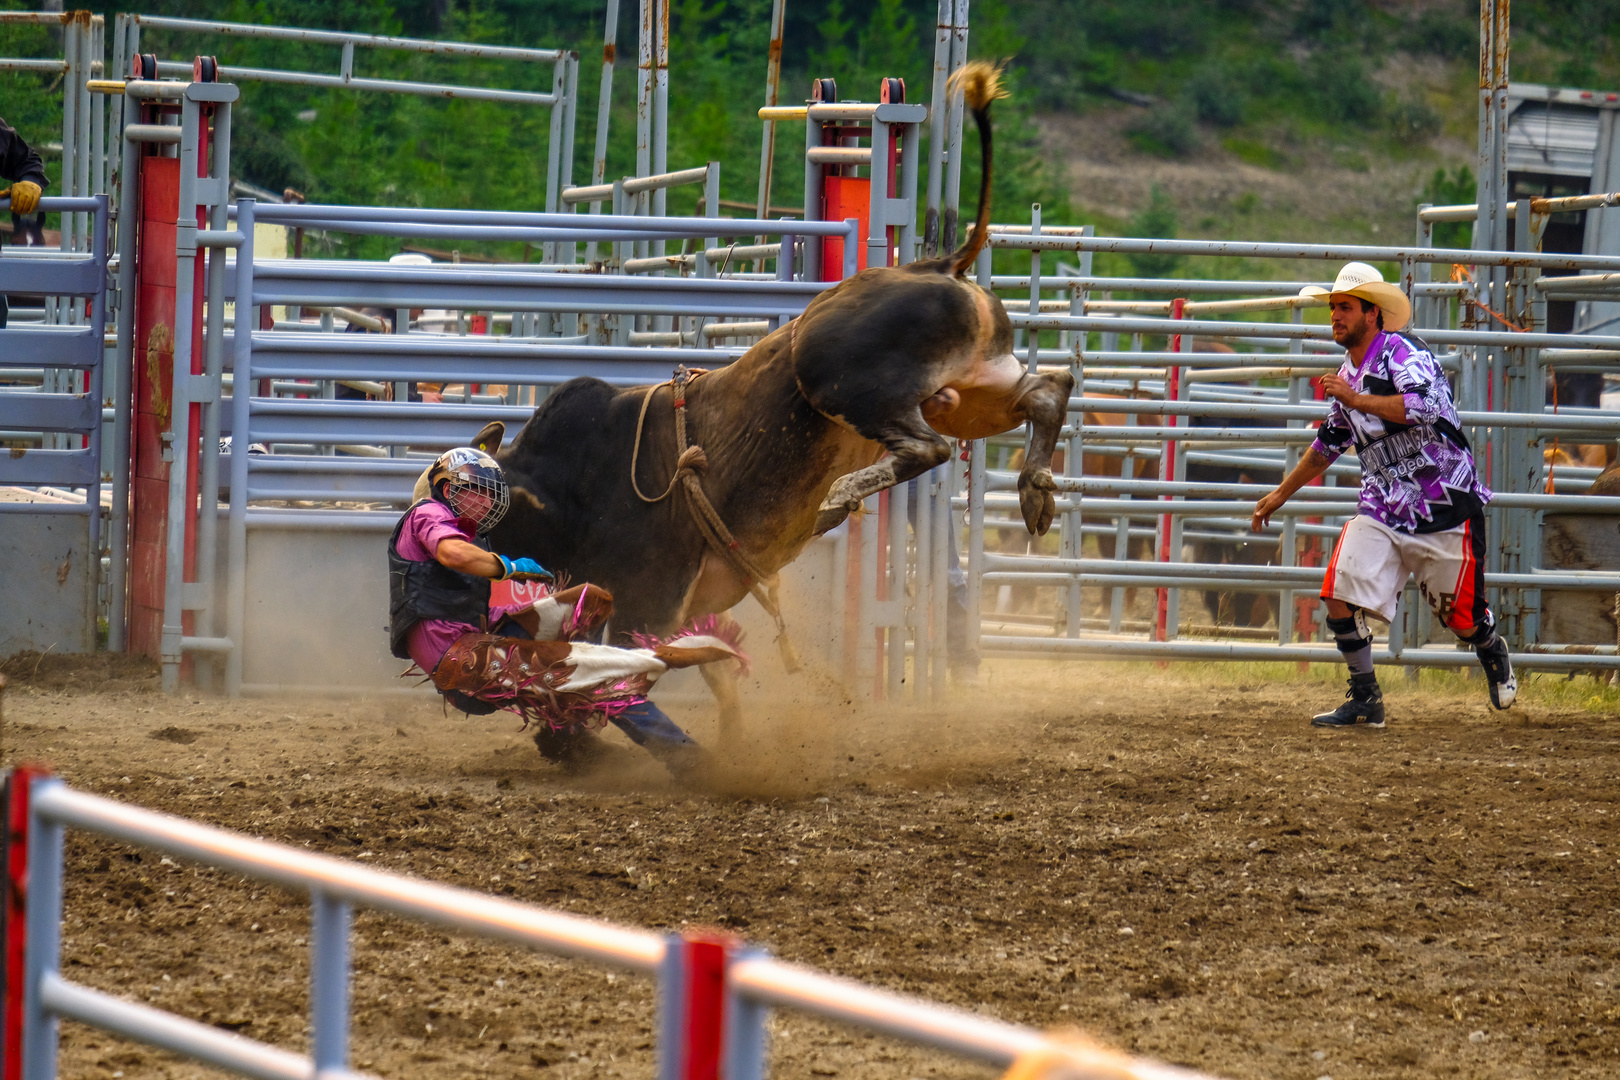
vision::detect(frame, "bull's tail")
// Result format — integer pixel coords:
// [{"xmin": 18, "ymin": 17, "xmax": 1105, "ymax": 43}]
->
[{"xmin": 946, "ymin": 60, "xmax": 1008, "ymax": 277}]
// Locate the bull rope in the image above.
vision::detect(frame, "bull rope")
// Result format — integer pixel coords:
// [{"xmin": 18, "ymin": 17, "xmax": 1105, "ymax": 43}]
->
[{"xmin": 631, "ymin": 363, "xmax": 802, "ymax": 674}]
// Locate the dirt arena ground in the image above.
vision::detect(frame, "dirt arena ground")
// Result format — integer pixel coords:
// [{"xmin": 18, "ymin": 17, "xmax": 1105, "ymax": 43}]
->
[{"xmin": 2, "ymin": 651, "xmax": 1619, "ymax": 1080}]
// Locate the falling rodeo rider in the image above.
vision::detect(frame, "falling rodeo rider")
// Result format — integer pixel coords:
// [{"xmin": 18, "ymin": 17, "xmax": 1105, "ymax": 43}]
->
[
  {"xmin": 388, "ymin": 447, "xmax": 716, "ymax": 773},
  {"xmin": 1252, "ymin": 262, "xmax": 1516, "ymax": 728}
]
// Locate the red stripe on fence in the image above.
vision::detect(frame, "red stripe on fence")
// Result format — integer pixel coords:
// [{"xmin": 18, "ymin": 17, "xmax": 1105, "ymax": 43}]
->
[
  {"xmin": 1155, "ymin": 297, "xmax": 1187, "ymax": 655},
  {"xmin": 2, "ymin": 765, "xmax": 49, "ymax": 1080}
]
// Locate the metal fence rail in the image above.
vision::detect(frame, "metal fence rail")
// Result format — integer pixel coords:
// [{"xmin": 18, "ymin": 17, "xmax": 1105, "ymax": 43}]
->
[
  {"xmin": 112, "ymin": 13, "xmax": 579, "ymax": 212},
  {"xmin": 922, "ymin": 214, "xmax": 1620, "ymax": 676},
  {"xmin": 3, "ymin": 771, "xmax": 1225, "ymax": 1080}
]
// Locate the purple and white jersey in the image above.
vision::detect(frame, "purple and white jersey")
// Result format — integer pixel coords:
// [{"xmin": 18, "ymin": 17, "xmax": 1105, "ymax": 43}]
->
[{"xmin": 1310, "ymin": 330, "xmax": 1491, "ymax": 534}]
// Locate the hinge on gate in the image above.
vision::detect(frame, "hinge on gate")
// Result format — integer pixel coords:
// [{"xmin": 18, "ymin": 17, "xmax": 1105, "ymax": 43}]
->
[
  {"xmin": 194, "ymin": 176, "xmax": 228, "ymax": 207},
  {"xmin": 159, "ymin": 430, "xmax": 175, "ymax": 463}
]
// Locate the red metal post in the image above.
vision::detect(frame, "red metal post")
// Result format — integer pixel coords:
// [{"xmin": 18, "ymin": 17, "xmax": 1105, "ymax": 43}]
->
[
  {"xmin": 1, "ymin": 765, "xmax": 49, "ymax": 1080},
  {"xmin": 128, "ymin": 92, "xmax": 208, "ymax": 664},
  {"xmin": 821, "ymin": 175, "xmax": 870, "ymax": 280},
  {"xmin": 258, "ymin": 301, "xmax": 273, "ymax": 395},
  {"xmin": 1155, "ymin": 298, "xmax": 1186, "ymax": 646},
  {"xmin": 679, "ymin": 934, "xmax": 728, "ymax": 1080}
]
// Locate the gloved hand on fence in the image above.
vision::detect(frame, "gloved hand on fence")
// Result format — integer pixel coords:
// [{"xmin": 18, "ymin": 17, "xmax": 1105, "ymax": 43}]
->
[
  {"xmin": 1, "ymin": 181, "xmax": 41, "ymax": 214},
  {"xmin": 496, "ymin": 554, "xmax": 554, "ymax": 582}
]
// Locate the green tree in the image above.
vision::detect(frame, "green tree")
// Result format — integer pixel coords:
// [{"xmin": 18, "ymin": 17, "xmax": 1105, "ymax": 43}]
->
[
  {"xmin": 1125, "ymin": 185, "xmax": 1181, "ymax": 278},
  {"xmin": 1422, "ymin": 165, "xmax": 1477, "ymax": 250}
]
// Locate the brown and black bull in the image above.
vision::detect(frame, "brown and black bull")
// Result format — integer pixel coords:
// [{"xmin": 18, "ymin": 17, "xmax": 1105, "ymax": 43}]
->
[{"xmin": 435, "ymin": 64, "xmax": 1072, "ymax": 734}]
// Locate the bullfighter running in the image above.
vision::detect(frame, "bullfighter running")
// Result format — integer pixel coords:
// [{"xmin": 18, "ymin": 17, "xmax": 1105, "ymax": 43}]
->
[
  {"xmin": 388, "ymin": 447, "xmax": 741, "ymax": 775},
  {"xmin": 1252, "ymin": 262, "xmax": 1514, "ymax": 728}
]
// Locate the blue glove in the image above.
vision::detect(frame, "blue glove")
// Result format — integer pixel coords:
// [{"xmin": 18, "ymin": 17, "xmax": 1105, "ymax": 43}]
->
[{"xmin": 496, "ymin": 554, "xmax": 553, "ymax": 582}]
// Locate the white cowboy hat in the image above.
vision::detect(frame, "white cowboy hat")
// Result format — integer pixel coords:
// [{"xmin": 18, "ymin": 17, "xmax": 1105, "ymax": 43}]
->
[{"xmin": 1299, "ymin": 261, "xmax": 1411, "ymax": 332}]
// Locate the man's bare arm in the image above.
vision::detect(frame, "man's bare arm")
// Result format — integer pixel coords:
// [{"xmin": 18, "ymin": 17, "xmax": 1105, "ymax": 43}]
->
[
  {"xmin": 1341, "ymin": 393, "xmax": 1408, "ymax": 425},
  {"xmin": 435, "ymin": 536, "xmax": 503, "ymax": 578},
  {"xmin": 1252, "ymin": 446, "xmax": 1334, "ymax": 531},
  {"xmin": 1319, "ymin": 373, "xmax": 1409, "ymax": 425}
]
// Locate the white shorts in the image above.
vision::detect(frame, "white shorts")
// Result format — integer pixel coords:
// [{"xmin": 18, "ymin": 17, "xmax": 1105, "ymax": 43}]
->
[{"xmin": 1320, "ymin": 512, "xmax": 1490, "ymax": 633}]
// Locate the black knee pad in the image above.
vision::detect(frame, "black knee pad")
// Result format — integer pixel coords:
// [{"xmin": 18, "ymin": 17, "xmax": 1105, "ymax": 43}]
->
[
  {"xmin": 1460, "ymin": 619, "xmax": 1498, "ymax": 647},
  {"xmin": 1326, "ymin": 608, "xmax": 1371, "ymax": 652}
]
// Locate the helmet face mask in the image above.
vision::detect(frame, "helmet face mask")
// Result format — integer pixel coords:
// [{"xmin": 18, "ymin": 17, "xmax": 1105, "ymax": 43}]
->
[{"xmin": 429, "ymin": 447, "xmax": 510, "ymax": 534}]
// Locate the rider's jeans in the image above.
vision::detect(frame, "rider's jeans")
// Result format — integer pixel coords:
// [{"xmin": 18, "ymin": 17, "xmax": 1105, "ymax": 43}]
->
[{"xmin": 610, "ymin": 700, "xmax": 697, "ymax": 756}]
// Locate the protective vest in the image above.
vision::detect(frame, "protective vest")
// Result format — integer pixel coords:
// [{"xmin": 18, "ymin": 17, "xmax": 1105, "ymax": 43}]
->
[{"xmin": 388, "ymin": 500, "xmax": 491, "ymax": 660}]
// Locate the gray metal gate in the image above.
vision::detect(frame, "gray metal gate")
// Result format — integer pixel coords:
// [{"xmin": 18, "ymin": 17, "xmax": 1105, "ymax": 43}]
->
[
  {"xmin": 0, "ymin": 195, "xmax": 110, "ymax": 655},
  {"xmin": 181, "ymin": 198, "xmax": 861, "ymax": 696}
]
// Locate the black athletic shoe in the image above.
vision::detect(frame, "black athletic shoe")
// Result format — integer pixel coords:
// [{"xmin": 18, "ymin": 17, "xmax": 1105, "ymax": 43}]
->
[
  {"xmin": 1311, "ymin": 673, "xmax": 1386, "ymax": 728},
  {"xmin": 1476, "ymin": 634, "xmax": 1517, "ymax": 710}
]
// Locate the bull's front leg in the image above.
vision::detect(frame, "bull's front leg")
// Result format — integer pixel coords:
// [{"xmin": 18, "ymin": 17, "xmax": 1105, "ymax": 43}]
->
[
  {"xmin": 1014, "ymin": 369, "xmax": 1075, "ymax": 535},
  {"xmin": 814, "ymin": 410, "xmax": 952, "ymax": 535}
]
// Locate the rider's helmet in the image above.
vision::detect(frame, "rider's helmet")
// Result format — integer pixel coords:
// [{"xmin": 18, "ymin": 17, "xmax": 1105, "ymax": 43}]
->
[{"xmin": 427, "ymin": 447, "xmax": 509, "ymax": 534}]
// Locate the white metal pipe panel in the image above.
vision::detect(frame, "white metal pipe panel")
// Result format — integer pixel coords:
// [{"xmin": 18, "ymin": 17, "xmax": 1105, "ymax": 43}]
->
[
  {"xmin": 30, "ymin": 785, "xmax": 666, "ymax": 971},
  {"xmin": 979, "ymin": 636, "xmax": 1620, "ymax": 669},
  {"xmin": 727, "ymin": 957, "xmax": 1216, "ymax": 1080},
  {"xmin": 990, "ymin": 232, "xmax": 1620, "ymax": 272},
  {"xmin": 127, "ymin": 14, "xmax": 562, "ymax": 59}
]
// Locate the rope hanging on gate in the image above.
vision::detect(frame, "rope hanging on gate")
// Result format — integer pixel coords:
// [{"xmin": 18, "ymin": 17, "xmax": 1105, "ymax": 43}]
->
[
  {"xmin": 1450, "ymin": 264, "xmax": 1529, "ymax": 333},
  {"xmin": 630, "ymin": 365, "xmax": 802, "ymax": 673}
]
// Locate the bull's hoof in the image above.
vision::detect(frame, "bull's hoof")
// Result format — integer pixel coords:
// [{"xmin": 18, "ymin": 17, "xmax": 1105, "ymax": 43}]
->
[
  {"xmin": 814, "ymin": 503, "xmax": 853, "ymax": 535},
  {"xmin": 1018, "ymin": 468, "xmax": 1058, "ymax": 535}
]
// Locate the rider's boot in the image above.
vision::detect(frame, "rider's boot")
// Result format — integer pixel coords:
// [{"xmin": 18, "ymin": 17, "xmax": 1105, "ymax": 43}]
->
[
  {"xmin": 1311, "ymin": 672, "xmax": 1386, "ymax": 729},
  {"xmin": 1476, "ymin": 632, "xmax": 1517, "ymax": 710}
]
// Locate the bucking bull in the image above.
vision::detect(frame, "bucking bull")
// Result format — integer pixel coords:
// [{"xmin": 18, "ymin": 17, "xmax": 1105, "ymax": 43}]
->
[{"xmin": 421, "ymin": 62, "xmax": 1072, "ymax": 737}]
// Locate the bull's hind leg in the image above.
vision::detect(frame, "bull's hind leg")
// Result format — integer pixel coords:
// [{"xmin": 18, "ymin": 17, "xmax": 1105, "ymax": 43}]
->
[
  {"xmin": 1014, "ymin": 370, "xmax": 1073, "ymax": 535},
  {"xmin": 697, "ymin": 613, "xmax": 746, "ymax": 740},
  {"xmin": 814, "ymin": 409, "xmax": 952, "ymax": 535},
  {"xmin": 699, "ymin": 660, "xmax": 743, "ymax": 740}
]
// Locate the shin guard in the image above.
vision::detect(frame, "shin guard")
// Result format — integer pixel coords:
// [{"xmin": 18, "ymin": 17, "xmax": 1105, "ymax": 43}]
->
[{"xmin": 1326, "ymin": 609, "xmax": 1375, "ymax": 676}]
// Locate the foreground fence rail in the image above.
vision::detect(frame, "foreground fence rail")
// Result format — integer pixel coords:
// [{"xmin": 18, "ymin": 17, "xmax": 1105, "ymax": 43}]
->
[{"xmin": 0, "ymin": 769, "xmax": 1224, "ymax": 1080}]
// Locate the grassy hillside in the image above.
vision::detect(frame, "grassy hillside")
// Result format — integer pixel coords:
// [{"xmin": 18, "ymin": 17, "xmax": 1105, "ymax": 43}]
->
[
  {"xmin": 1016, "ymin": 0, "xmax": 1620, "ymax": 283},
  {"xmin": 3, "ymin": 0, "xmax": 1619, "ymax": 275}
]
